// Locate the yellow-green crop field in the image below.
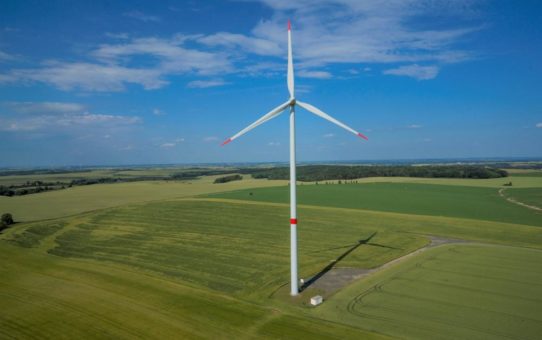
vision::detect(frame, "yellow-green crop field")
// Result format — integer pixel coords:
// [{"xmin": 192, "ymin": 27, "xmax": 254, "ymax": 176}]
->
[{"xmin": 1, "ymin": 171, "xmax": 541, "ymax": 339}]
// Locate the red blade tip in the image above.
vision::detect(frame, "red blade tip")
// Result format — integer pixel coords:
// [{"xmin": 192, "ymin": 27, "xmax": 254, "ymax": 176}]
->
[
  {"xmin": 221, "ymin": 138, "xmax": 232, "ymax": 146},
  {"xmin": 287, "ymin": 19, "xmax": 291, "ymax": 31},
  {"xmin": 357, "ymin": 132, "xmax": 369, "ymax": 140}
]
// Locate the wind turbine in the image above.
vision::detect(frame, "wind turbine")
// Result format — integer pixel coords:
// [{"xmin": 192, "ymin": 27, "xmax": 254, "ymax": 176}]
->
[{"xmin": 221, "ymin": 20, "xmax": 368, "ymax": 296}]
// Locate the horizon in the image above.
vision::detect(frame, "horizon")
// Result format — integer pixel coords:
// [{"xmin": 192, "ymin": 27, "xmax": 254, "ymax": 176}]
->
[
  {"xmin": 1, "ymin": 156, "xmax": 541, "ymax": 171},
  {"xmin": 1, "ymin": 1, "xmax": 541, "ymax": 167}
]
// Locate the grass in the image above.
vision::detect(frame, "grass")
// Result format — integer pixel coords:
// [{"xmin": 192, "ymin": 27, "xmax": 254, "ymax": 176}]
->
[
  {"xmin": 0, "ymin": 242, "xmax": 384, "ymax": 339},
  {"xmin": 304, "ymin": 175, "xmax": 542, "ymax": 188},
  {"xmin": 209, "ymin": 182, "xmax": 542, "ymax": 227},
  {"xmin": 503, "ymin": 188, "xmax": 542, "ymax": 209},
  {"xmin": 37, "ymin": 200, "xmax": 428, "ymax": 296},
  {"xmin": 0, "ymin": 167, "xmax": 227, "ymax": 186},
  {"xmin": 2, "ymin": 172, "xmax": 542, "ymax": 338},
  {"xmin": 314, "ymin": 244, "xmax": 542, "ymax": 340},
  {"xmin": 2, "ymin": 198, "xmax": 542, "ymax": 338},
  {"xmin": 0, "ymin": 176, "xmax": 286, "ymax": 222},
  {"xmin": 7, "ymin": 221, "xmax": 66, "ymax": 248},
  {"xmin": 503, "ymin": 169, "xmax": 542, "ymax": 177}
]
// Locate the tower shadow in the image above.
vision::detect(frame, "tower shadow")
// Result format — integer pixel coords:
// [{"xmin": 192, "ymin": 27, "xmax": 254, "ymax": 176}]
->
[{"xmin": 300, "ymin": 232, "xmax": 380, "ymax": 292}]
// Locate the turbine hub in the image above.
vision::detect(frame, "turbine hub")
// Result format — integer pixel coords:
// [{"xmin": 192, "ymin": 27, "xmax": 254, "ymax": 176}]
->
[{"xmin": 290, "ymin": 98, "xmax": 296, "ymax": 106}]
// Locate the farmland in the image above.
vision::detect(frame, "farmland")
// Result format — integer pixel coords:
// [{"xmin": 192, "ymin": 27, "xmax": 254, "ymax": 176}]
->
[
  {"xmin": 1, "ymin": 169, "xmax": 542, "ymax": 338},
  {"xmin": 0, "ymin": 175, "xmax": 286, "ymax": 222},
  {"xmin": 209, "ymin": 182, "xmax": 542, "ymax": 227},
  {"xmin": 316, "ymin": 244, "xmax": 542, "ymax": 340}
]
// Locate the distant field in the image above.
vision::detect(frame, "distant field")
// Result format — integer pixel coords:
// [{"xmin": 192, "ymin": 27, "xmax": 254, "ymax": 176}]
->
[
  {"xmin": 503, "ymin": 169, "xmax": 542, "ymax": 177},
  {"xmin": 209, "ymin": 182, "xmax": 542, "ymax": 227},
  {"xmin": 315, "ymin": 244, "xmax": 542, "ymax": 340},
  {"xmin": 0, "ymin": 167, "xmax": 217, "ymax": 186},
  {"xmin": 503, "ymin": 187, "xmax": 542, "ymax": 209},
  {"xmin": 0, "ymin": 176, "xmax": 286, "ymax": 222},
  {"xmin": 344, "ymin": 175, "xmax": 542, "ymax": 188}
]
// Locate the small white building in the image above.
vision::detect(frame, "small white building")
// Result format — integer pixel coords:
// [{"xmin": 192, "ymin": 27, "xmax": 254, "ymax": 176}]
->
[{"xmin": 310, "ymin": 295, "xmax": 323, "ymax": 306}]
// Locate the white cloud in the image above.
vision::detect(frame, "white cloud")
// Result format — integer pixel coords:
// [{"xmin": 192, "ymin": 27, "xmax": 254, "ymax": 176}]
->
[
  {"xmin": 123, "ymin": 10, "xmax": 160, "ymax": 22},
  {"xmin": 92, "ymin": 37, "xmax": 231, "ymax": 76},
  {"xmin": 0, "ymin": 101, "xmax": 141, "ymax": 132},
  {"xmin": 295, "ymin": 84, "xmax": 312, "ymax": 94},
  {"xmin": 160, "ymin": 142, "xmax": 176, "ymax": 148},
  {"xmin": 407, "ymin": 124, "xmax": 423, "ymax": 129},
  {"xmin": 153, "ymin": 108, "xmax": 166, "ymax": 116},
  {"xmin": 2, "ymin": 36, "xmax": 232, "ymax": 92},
  {"xmin": 0, "ymin": 50, "xmax": 14, "ymax": 62},
  {"xmin": 5, "ymin": 101, "xmax": 85, "ymax": 114},
  {"xmin": 198, "ymin": 33, "xmax": 281, "ymax": 56},
  {"xmin": 174, "ymin": 137, "xmax": 185, "ymax": 142},
  {"xmin": 246, "ymin": 0, "xmax": 478, "ymax": 69},
  {"xmin": 204, "ymin": 136, "xmax": 219, "ymax": 142},
  {"xmin": 384, "ymin": 64, "xmax": 439, "ymax": 80},
  {"xmin": 536, "ymin": 123, "xmax": 542, "ymax": 128},
  {"xmin": 105, "ymin": 32, "xmax": 129, "ymax": 40},
  {"xmin": 8, "ymin": 62, "xmax": 167, "ymax": 92},
  {"xmin": 298, "ymin": 70, "xmax": 332, "ymax": 79},
  {"xmin": 187, "ymin": 79, "xmax": 228, "ymax": 88},
  {"xmin": 323, "ymin": 133, "xmax": 335, "ymax": 138},
  {"xmin": 268, "ymin": 141, "xmax": 280, "ymax": 146},
  {"xmin": 118, "ymin": 145, "xmax": 134, "ymax": 151},
  {"xmin": 0, "ymin": 0, "xmax": 481, "ymax": 91},
  {"xmin": 1, "ymin": 113, "xmax": 140, "ymax": 132}
]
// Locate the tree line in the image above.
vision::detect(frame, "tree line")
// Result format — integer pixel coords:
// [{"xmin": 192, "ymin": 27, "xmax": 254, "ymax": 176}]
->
[
  {"xmin": 243, "ymin": 165, "xmax": 508, "ymax": 182},
  {"xmin": 214, "ymin": 174, "xmax": 243, "ymax": 183},
  {"xmin": 0, "ymin": 165, "xmax": 508, "ymax": 197}
]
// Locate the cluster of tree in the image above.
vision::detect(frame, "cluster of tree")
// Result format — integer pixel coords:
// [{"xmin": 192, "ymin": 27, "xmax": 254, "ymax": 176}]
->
[
  {"xmin": 213, "ymin": 174, "xmax": 243, "ymax": 184},
  {"xmin": 0, "ymin": 185, "xmax": 61, "ymax": 197},
  {"xmin": 0, "ymin": 168, "xmax": 241, "ymax": 197},
  {"xmin": 484, "ymin": 162, "xmax": 542, "ymax": 170},
  {"xmin": 69, "ymin": 177, "xmax": 163, "ymax": 186},
  {"xmin": 171, "ymin": 168, "xmax": 238, "ymax": 180},
  {"xmin": 0, "ymin": 213, "xmax": 14, "ymax": 231},
  {"xmin": 0, "ymin": 169, "xmax": 88, "ymax": 176},
  {"xmin": 244, "ymin": 165, "xmax": 508, "ymax": 182}
]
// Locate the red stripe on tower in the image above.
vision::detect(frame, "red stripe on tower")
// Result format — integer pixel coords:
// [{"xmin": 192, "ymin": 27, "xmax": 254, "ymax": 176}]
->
[{"xmin": 290, "ymin": 218, "xmax": 297, "ymax": 224}]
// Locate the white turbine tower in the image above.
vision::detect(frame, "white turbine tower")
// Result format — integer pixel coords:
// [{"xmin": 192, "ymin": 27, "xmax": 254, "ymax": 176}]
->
[{"xmin": 221, "ymin": 20, "xmax": 368, "ymax": 296}]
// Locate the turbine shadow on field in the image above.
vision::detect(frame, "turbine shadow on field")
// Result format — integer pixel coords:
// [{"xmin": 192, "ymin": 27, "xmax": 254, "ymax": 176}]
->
[{"xmin": 301, "ymin": 232, "xmax": 399, "ymax": 291}]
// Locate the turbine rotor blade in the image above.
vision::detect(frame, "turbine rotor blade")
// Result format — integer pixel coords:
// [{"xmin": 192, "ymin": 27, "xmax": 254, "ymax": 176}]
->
[
  {"xmin": 287, "ymin": 19, "xmax": 294, "ymax": 98},
  {"xmin": 221, "ymin": 100, "xmax": 291, "ymax": 146},
  {"xmin": 296, "ymin": 100, "xmax": 368, "ymax": 140}
]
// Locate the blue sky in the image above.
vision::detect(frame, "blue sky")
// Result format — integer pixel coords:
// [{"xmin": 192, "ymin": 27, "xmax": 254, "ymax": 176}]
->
[{"xmin": 0, "ymin": 0, "xmax": 541, "ymax": 167}]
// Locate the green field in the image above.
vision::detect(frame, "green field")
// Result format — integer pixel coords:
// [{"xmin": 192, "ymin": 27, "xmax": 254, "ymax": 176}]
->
[
  {"xmin": 209, "ymin": 182, "xmax": 542, "ymax": 227},
  {"xmin": 316, "ymin": 244, "xmax": 542, "ymax": 340},
  {"xmin": 503, "ymin": 187, "xmax": 542, "ymax": 209},
  {"xmin": 1, "ymin": 171, "xmax": 542, "ymax": 339},
  {"xmin": 0, "ymin": 175, "xmax": 286, "ymax": 222},
  {"xmin": 0, "ymin": 239, "xmax": 383, "ymax": 339}
]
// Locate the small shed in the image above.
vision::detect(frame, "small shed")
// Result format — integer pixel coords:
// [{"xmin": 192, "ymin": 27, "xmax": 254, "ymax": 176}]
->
[{"xmin": 310, "ymin": 295, "xmax": 323, "ymax": 306}]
